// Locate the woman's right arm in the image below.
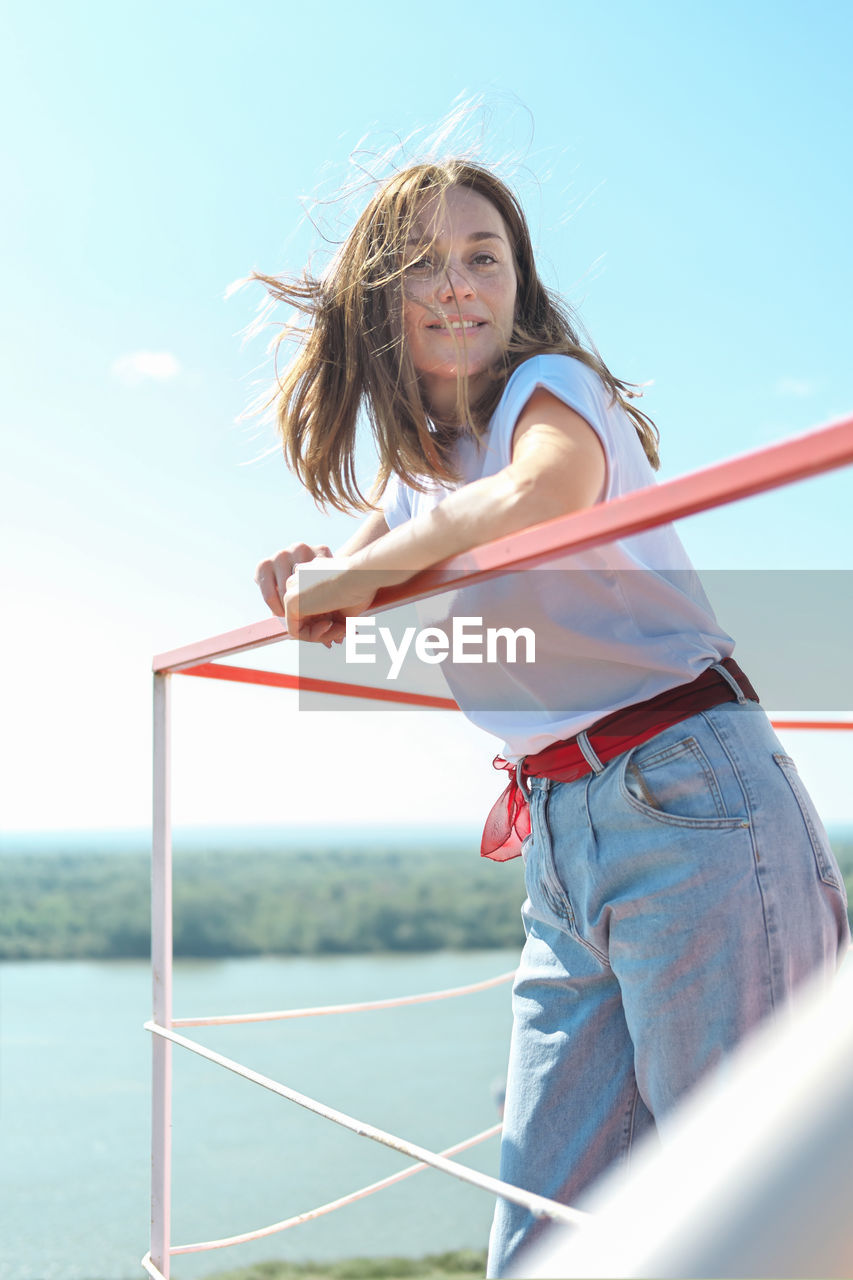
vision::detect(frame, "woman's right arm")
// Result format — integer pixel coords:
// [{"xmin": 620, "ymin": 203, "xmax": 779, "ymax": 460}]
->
[{"xmin": 254, "ymin": 508, "xmax": 390, "ymax": 622}]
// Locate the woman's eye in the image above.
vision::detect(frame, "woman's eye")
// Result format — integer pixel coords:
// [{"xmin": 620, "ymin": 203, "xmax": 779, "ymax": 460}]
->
[
  {"xmin": 404, "ymin": 257, "xmax": 433, "ymax": 273},
  {"xmin": 472, "ymin": 252, "xmax": 498, "ymax": 266}
]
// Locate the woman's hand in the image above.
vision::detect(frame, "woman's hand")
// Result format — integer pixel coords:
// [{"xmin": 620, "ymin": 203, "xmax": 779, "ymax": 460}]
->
[
  {"xmin": 254, "ymin": 543, "xmax": 339, "ymax": 645},
  {"xmin": 282, "ymin": 559, "xmax": 379, "ymax": 646},
  {"xmin": 254, "ymin": 543, "xmax": 379, "ymax": 647}
]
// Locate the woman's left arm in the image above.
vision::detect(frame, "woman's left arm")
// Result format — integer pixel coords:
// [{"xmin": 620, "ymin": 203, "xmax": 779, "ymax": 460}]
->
[{"xmin": 284, "ymin": 390, "xmax": 606, "ymax": 639}]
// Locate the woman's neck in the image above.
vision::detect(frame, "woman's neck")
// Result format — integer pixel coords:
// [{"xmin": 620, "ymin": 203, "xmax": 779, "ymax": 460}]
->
[{"xmin": 422, "ymin": 370, "xmax": 491, "ymax": 427}]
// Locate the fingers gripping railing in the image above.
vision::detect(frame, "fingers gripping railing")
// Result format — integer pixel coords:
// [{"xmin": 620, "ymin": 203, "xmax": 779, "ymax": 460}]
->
[{"xmin": 148, "ymin": 411, "xmax": 853, "ymax": 1279}]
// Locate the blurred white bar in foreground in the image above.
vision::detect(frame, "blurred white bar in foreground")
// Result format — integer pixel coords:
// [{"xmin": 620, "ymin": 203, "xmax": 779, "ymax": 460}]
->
[{"xmin": 514, "ymin": 954, "xmax": 853, "ymax": 1279}]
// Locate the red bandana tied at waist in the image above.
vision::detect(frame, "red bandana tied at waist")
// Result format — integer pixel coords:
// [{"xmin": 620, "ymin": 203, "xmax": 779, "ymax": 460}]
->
[{"xmin": 481, "ymin": 658, "xmax": 759, "ymax": 861}]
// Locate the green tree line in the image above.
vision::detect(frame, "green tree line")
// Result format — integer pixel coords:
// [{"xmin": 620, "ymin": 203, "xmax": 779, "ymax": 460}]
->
[
  {"xmin": 0, "ymin": 844, "xmax": 528, "ymax": 961},
  {"xmin": 205, "ymin": 1247, "xmax": 488, "ymax": 1280},
  {"xmin": 3, "ymin": 837, "xmax": 850, "ymax": 962}
]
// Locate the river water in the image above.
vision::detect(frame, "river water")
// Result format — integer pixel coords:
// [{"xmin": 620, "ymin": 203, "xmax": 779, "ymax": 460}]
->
[{"xmin": 0, "ymin": 950, "xmax": 518, "ymax": 1280}]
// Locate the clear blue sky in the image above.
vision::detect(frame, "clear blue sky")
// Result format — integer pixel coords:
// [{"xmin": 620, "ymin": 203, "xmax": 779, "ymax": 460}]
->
[{"xmin": 2, "ymin": 0, "xmax": 851, "ymax": 834}]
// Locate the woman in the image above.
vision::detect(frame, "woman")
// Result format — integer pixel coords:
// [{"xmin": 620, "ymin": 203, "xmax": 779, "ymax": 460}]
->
[{"xmin": 253, "ymin": 160, "xmax": 849, "ymax": 1277}]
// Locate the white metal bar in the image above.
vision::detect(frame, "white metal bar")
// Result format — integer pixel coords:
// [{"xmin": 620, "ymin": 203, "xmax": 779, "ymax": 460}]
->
[
  {"xmin": 172, "ymin": 969, "xmax": 516, "ymax": 1027},
  {"xmin": 171, "ymin": 1122, "xmax": 503, "ymax": 1255},
  {"xmin": 141, "ymin": 1252, "xmax": 168, "ymax": 1280},
  {"xmin": 150, "ymin": 674, "xmax": 173, "ymax": 1279},
  {"xmin": 145, "ymin": 1021, "xmax": 590, "ymax": 1229}
]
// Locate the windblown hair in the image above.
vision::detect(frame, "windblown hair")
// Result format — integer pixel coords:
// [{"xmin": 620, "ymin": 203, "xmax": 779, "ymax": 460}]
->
[{"xmin": 252, "ymin": 160, "xmax": 660, "ymax": 514}]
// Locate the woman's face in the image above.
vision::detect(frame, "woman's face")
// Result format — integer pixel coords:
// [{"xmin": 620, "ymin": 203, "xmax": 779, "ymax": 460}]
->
[{"xmin": 400, "ymin": 185, "xmax": 518, "ymax": 420}]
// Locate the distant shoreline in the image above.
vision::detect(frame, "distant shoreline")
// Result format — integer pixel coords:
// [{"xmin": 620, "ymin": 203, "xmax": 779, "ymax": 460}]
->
[
  {"xmin": 0, "ymin": 841, "xmax": 530, "ymax": 961},
  {"xmin": 4, "ymin": 830, "xmax": 850, "ymax": 963},
  {"xmin": 3, "ymin": 820, "xmax": 853, "ymax": 855}
]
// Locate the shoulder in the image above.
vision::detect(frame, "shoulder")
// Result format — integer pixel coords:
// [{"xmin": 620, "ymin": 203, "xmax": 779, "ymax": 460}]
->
[
  {"xmin": 491, "ymin": 354, "xmax": 612, "ymax": 449},
  {"xmin": 502, "ymin": 353, "xmax": 603, "ymax": 403},
  {"xmin": 494, "ymin": 355, "xmax": 608, "ymax": 434},
  {"xmin": 485, "ymin": 354, "xmax": 652, "ymax": 502}
]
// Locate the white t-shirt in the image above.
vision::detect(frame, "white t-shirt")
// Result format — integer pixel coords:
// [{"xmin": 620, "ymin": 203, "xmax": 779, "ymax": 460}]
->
[{"xmin": 382, "ymin": 354, "xmax": 734, "ymax": 761}]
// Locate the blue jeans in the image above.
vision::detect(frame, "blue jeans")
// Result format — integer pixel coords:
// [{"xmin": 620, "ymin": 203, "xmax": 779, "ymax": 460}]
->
[{"xmin": 486, "ymin": 691, "xmax": 850, "ymax": 1278}]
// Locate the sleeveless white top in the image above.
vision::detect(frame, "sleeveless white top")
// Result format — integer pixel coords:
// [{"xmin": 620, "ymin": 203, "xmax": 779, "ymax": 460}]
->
[{"xmin": 382, "ymin": 355, "xmax": 734, "ymax": 761}]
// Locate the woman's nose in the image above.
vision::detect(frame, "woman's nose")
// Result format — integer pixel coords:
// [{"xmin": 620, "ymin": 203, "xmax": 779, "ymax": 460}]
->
[{"xmin": 438, "ymin": 264, "xmax": 475, "ymax": 302}]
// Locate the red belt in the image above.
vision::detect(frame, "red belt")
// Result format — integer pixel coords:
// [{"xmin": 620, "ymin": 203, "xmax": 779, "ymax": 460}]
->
[{"xmin": 481, "ymin": 658, "xmax": 759, "ymax": 862}]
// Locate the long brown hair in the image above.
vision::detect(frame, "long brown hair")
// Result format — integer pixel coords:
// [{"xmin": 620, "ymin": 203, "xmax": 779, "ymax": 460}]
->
[{"xmin": 252, "ymin": 160, "xmax": 660, "ymax": 514}]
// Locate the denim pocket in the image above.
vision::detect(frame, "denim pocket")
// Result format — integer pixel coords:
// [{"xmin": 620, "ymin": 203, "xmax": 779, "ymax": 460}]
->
[
  {"xmin": 773, "ymin": 753, "xmax": 844, "ymax": 892},
  {"xmin": 619, "ymin": 734, "xmax": 749, "ymax": 828}
]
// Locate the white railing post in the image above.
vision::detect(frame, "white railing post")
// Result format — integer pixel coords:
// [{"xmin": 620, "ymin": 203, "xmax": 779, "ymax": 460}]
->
[{"xmin": 151, "ymin": 672, "xmax": 173, "ymax": 1277}]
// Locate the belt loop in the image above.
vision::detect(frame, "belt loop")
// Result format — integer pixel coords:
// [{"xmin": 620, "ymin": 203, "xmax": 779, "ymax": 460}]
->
[
  {"xmin": 516, "ymin": 758, "xmax": 531, "ymax": 799},
  {"xmin": 711, "ymin": 661, "xmax": 747, "ymax": 704},
  {"xmin": 576, "ymin": 730, "xmax": 605, "ymax": 775}
]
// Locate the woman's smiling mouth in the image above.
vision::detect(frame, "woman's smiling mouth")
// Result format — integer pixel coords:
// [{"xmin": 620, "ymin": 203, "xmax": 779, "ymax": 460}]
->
[{"xmin": 426, "ymin": 318, "xmax": 487, "ymax": 331}]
